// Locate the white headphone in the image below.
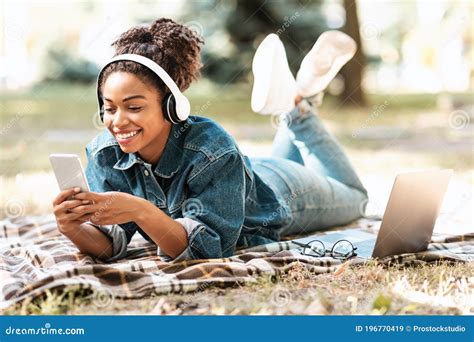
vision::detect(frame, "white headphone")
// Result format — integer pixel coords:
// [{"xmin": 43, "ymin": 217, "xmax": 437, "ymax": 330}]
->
[{"xmin": 96, "ymin": 53, "xmax": 191, "ymax": 124}]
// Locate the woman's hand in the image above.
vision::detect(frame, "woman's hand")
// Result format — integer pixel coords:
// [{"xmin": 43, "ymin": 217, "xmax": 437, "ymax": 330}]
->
[
  {"xmin": 52, "ymin": 187, "xmax": 93, "ymax": 234},
  {"xmin": 70, "ymin": 191, "xmax": 144, "ymax": 225}
]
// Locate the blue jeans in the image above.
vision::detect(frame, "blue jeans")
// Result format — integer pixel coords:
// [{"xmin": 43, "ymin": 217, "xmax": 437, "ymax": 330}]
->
[{"xmin": 250, "ymin": 102, "xmax": 368, "ymax": 238}]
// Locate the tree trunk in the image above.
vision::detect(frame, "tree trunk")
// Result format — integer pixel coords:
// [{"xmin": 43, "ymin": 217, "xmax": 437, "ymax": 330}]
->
[{"xmin": 340, "ymin": 0, "xmax": 367, "ymax": 107}]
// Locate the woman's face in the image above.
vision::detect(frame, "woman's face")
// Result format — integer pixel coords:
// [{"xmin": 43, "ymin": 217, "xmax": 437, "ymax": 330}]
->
[{"xmin": 101, "ymin": 72, "xmax": 171, "ymax": 163}]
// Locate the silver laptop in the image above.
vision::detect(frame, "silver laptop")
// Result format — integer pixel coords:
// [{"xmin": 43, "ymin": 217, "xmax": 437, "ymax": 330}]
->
[{"xmin": 295, "ymin": 170, "xmax": 453, "ymax": 259}]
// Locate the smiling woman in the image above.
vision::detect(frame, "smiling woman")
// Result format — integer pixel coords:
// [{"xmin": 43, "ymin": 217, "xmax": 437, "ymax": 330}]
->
[
  {"xmin": 101, "ymin": 72, "xmax": 169, "ymax": 163},
  {"xmin": 51, "ymin": 18, "xmax": 206, "ymax": 260},
  {"xmin": 51, "ymin": 17, "xmax": 368, "ymax": 264}
]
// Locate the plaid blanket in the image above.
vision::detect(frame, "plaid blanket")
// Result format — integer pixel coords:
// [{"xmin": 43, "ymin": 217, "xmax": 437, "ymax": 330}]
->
[{"xmin": 1, "ymin": 215, "xmax": 473, "ymax": 310}]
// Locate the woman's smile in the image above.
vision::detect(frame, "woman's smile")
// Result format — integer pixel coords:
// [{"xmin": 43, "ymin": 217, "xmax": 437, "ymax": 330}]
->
[{"xmin": 114, "ymin": 128, "xmax": 143, "ymax": 145}]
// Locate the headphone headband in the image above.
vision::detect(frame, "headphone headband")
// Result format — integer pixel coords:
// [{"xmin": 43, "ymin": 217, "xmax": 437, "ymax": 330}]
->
[{"xmin": 96, "ymin": 53, "xmax": 190, "ymax": 123}]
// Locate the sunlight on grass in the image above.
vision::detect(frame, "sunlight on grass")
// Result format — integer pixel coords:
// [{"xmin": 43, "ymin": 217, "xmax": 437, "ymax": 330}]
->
[{"xmin": 392, "ymin": 271, "xmax": 474, "ymax": 314}]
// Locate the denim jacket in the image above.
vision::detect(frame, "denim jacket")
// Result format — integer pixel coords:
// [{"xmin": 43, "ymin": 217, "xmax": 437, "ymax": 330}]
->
[{"xmin": 85, "ymin": 115, "xmax": 292, "ymax": 262}]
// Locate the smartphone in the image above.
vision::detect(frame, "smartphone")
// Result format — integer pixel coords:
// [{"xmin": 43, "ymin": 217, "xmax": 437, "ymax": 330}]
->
[{"xmin": 49, "ymin": 154, "xmax": 90, "ymax": 192}]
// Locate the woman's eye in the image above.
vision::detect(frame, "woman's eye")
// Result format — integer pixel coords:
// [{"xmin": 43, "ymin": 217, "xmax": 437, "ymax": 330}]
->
[
  {"xmin": 129, "ymin": 107, "xmax": 142, "ymax": 112},
  {"xmin": 104, "ymin": 107, "xmax": 115, "ymax": 113}
]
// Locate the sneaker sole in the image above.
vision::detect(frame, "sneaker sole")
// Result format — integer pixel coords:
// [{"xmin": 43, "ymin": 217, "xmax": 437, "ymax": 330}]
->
[
  {"xmin": 251, "ymin": 34, "xmax": 280, "ymax": 113},
  {"xmin": 296, "ymin": 31, "xmax": 357, "ymax": 97},
  {"xmin": 251, "ymin": 34, "xmax": 297, "ymax": 115}
]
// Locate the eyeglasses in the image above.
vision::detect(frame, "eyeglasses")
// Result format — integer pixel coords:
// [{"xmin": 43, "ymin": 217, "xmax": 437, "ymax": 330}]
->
[{"xmin": 292, "ymin": 239, "xmax": 358, "ymax": 260}]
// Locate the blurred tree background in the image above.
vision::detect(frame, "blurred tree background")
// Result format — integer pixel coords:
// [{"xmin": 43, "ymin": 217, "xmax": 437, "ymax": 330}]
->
[
  {"xmin": 23, "ymin": 0, "xmax": 369, "ymax": 105},
  {"xmin": 182, "ymin": 0, "xmax": 329, "ymax": 83},
  {"xmin": 177, "ymin": 0, "xmax": 366, "ymax": 105}
]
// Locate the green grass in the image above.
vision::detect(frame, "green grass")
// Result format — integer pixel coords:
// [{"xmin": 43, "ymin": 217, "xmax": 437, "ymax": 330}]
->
[{"xmin": 3, "ymin": 261, "xmax": 472, "ymax": 315}]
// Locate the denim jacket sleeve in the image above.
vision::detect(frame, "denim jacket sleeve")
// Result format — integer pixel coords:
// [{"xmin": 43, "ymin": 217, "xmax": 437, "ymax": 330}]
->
[
  {"xmin": 166, "ymin": 151, "xmax": 246, "ymax": 262},
  {"xmin": 84, "ymin": 146, "xmax": 135, "ymax": 262}
]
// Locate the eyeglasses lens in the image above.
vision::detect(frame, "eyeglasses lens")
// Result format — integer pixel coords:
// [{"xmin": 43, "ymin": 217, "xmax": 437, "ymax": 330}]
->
[
  {"xmin": 332, "ymin": 240, "xmax": 353, "ymax": 258},
  {"xmin": 305, "ymin": 240, "xmax": 325, "ymax": 257}
]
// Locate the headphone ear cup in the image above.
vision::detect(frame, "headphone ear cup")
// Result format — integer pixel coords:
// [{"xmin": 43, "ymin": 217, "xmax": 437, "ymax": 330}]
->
[
  {"xmin": 98, "ymin": 93, "xmax": 105, "ymax": 122},
  {"xmin": 162, "ymin": 93, "xmax": 181, "ymax": 124},
  {"xmin": 99, "ymin": 107, "xmax": 104, "ymax": 122},
  {"xmin": 161, "ymin": 93, "xmax": 171, "ymax": 122}
]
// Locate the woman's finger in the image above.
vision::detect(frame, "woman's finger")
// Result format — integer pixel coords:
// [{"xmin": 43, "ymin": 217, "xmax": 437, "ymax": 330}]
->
[
  {"xmin": 62, "ymin": 211, "xmax": 90, "ymax": 223},
  {"xmin": 69, "ymin": 204, "xmax": 98, "ymax": 215},
  {"xmin": 74, "ymin": 191, "xmax": 99, "ymax": 202},
  {"xmin": 53, "ymin": 187, "xmax": 81, "ymax": 206},
  {"xmin": 59, "ymin": 200, "xmax": 87, "ymax": 211}
]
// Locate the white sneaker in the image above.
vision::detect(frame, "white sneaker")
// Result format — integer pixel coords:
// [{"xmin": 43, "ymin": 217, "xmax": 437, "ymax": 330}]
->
[
  {"xmin": 296, "ymin": 31, "xmax": 357, "ymax": 98},
  {"xmin": 251, "ymin": 34, "xmax": 297, "ymax": 115}
]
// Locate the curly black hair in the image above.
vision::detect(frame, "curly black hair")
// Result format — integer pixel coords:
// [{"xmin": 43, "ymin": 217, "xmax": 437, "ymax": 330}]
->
[{"xmin": 98, "ymin": 18, "xmax": 204, "ymax": 98}]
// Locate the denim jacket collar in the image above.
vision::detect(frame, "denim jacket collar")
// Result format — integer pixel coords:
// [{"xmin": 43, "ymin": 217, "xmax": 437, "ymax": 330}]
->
[{"xmin": 113, "ymin": 122, "xmax": 184, "ymax": 178}]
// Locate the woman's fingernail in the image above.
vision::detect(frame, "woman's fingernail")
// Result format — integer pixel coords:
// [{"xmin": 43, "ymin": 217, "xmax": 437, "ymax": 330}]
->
[
  {"xmin": 74, "ymin": 187, "xmax": 80, "ymax": 192},
  {"xmin": 82, "ymin": 200, "xmax": 89, "ymax": 204}
]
